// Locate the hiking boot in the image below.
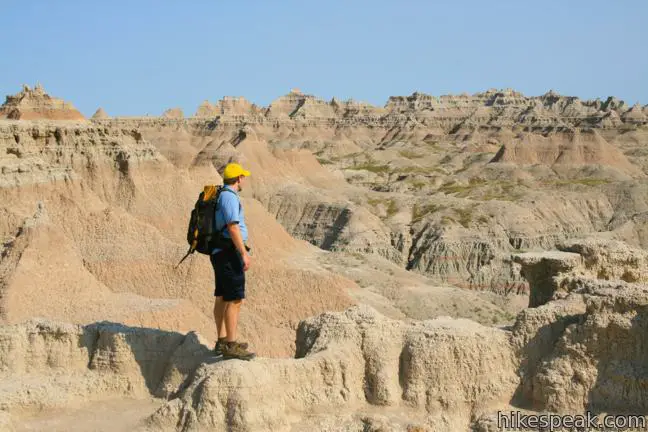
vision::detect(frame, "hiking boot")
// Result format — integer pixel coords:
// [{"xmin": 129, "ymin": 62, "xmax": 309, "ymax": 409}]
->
[
  {"xmin": 214, "ymin": 339, "xmax": 248, "ymax": 356},
  {"xmin": 222, "ymin": 341, "xmax": 256, "ymax": 361},
  {"xmin": 213, "ymin": 339, "xmax": 225, "ymax": 356}
]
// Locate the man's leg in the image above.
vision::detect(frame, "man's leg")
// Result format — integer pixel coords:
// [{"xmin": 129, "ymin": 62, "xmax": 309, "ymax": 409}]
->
[
  {"xmin": 224, "ymin": 299, "xmax": 243, "ymax": 342},
  {"xmin": 211, "ymin": 252, "xmax": 229, "ymax": 354},
  {"xmin": 213, "ymin": 296, "xmax": 228, "ymax": 339},
  {"xmin": 221, "ymin": 249, "xmax": 254, "ymax": 359},
  {"xmin": 222, "ymin": 298, "xmax": 254, "ymax": 359}
]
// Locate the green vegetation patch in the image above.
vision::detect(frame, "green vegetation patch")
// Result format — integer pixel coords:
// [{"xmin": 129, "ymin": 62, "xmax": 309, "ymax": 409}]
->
[
  {"xmin": 438, "ymin": 181, "xmax": 474, "ymax": 197},
  {"xmin": 398, "ymin": 149, "xmax": 425, "ymax": 159},
  {"xmin": 400, "ymin": 166, "xmax": 447, "ymax": 177},
  {"xmin": 436, "ymin": 178, "xmax": 527, "ymax": 202},
  {"xmin": 440, "ymin": 216, "xmax": 456, "ymax": 226},
  {"xmin": 412, "ymin": 203, "xmax": 446, "ymax": 222},
  {"xmin": 410, "ymin": 203, "xmax": 478, "ymax": 227},
  {"xmin": 348, "ymin": 161, "xmax": 391, "ymax": 174},
  {"xmin": 477, "ymin": 215, "xmax": 490, "ymax": 225},
  {"xmin": 386, "ymin": 200, "xmax": 399, "ymax": 217},
  {"xmin": 481, "ymin": 181, "xmax": 523, "ymax": 201},
  {"xmin": 410, "ymin": 180, "xmax": 428, "ymax": 191},
  {"xmin": 368, "ymin": 197, "xmax": 399, "ymax": 218},
  {"xmin": 546, "ymin": 178, "xmax": 611, "ymax": 187},
  {"xmin": 411, "ymin": 202, "xmax": 479, "ymax": 227},
  {"xmin": 453, "ymin": 206, "xmax": 476, "ymax": 228}
]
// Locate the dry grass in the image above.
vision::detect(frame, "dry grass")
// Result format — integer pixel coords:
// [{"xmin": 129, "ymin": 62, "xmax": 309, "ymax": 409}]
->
[
  {"xmin": 368, "ymin": 198, "xmax": 399, "ymax": 218},
  {"xmin": 454, "ymin": 206, "xmax": 475, "ymax": 228},
  {"xmin": 398, "ymin": 149, "xmax": 424, "ymax": 159},
  {"xmin": 411, "ymin": 203, "xmax": 446, "ymax": 222},
  {"xmin": 546, "ymin": 178, "xmax": 611, "ymax": 187},
  {"xmin": 349, "ymin": 161, "xmax": 391, "ymax": 174},
  {"xmin": 438, "ymin": 181, "xmax": 474, "ymax": 196}
]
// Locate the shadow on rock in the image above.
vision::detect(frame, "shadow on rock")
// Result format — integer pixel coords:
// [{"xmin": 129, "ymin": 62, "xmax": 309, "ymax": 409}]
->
[{"xmin": 78, "ymin": 321, "xmax": 213, "ymax": 398}]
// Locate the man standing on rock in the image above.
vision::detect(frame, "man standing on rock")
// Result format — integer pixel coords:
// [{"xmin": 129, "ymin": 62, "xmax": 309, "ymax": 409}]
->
[{"xmin": 211, "ymin": 162, "xmax": 256, "ymax": 360}]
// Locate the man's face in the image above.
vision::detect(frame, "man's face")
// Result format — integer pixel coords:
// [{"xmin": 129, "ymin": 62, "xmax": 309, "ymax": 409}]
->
[{"xmin": 238, "ymin": 175, "xmax": 245, "ymax": 192}]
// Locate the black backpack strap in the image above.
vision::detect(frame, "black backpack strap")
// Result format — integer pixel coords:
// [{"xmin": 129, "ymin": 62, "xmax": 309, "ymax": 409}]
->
[
  {"xmin": 175, "ymin": 246, "xmax": 193, "ymax": 268},
  {"xmin": 216, "ymin": 188, "xmax": 236, "ymax": 204}
]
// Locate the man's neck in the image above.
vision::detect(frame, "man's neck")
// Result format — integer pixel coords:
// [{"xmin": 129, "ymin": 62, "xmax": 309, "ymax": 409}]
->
[{"xmin": 226, "ymin": 184, "xmax": 240, "ymax": 193}]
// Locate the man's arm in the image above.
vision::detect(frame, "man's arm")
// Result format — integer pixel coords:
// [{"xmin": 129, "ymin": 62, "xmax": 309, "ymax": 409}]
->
[{"xmin": 227, "ymin": 223, "xmax": 250, "ymax": 271}]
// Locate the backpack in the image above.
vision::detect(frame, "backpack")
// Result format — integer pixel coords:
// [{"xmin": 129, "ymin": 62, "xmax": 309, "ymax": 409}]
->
[{"xmin": 175, "ymin": 185, "xmax": 234, "ymax": 267}]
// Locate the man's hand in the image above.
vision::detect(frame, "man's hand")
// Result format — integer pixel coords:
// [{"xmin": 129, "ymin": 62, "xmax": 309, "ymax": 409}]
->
[{"xmin": 242, "ymin": 252, "xmax": 251, "ymax": 272}]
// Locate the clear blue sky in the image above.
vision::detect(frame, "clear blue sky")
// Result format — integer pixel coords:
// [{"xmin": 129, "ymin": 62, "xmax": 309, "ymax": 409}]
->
[{"xmin": 2, "ymin": 0, "xmax": 647, "ymax": 116}]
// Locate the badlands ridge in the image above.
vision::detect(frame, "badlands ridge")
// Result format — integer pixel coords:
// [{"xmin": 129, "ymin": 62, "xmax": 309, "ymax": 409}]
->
[{"xmin": 1, "ymin": 85, "xmax": 648, "ymax": 430}]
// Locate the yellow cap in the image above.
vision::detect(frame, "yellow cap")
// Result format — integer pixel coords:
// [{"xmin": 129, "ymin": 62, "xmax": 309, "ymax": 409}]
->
[{"xmin": 223, "ymin": 162, "xmax": 251, "ymax": 180}]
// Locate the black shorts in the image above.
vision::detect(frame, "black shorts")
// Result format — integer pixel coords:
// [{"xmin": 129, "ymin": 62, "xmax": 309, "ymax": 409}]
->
[{"xmin": 210, "ymin": 248, "xmax": 245, "ymax": 301}]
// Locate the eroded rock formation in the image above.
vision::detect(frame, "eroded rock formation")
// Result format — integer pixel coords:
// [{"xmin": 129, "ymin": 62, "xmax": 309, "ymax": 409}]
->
[
  {"xmin": 92, "ymin": 107, "xmax": 110, "ymax": 119},
  {"xmin": 145, "ymin": 305, "xmax": 518, "ymax": 431},
  {"xmin": 93, "ymin": 88, "xmax": 647, "ymax": 295},
  {"xmin": 161, "ymin": 107, "xmax": 184, "ymax": 119},
  {"xmin": 0, "ymin": 308, "xmax": 519, "ymax": 431},
  {"xmin": 2, "ymin": 238, "xmax": 648, "ymax": 430},
  {"xmin": 4, "ymin": 237, "xmax": 648, "ymax": 430},
  {"xmin": 511, "ymin": 239, "xmax": 648, "ymax": 415},
  {"xmin": 2, "ymin": 85, "xmax": 648, "ymax": 429},
  {"xmin": 0, "ymin": 120, "xmax": 356, "ymax": 358},
  {"xmin": 0, "ymin": 84, "xmax": 85, "ymax": 121}
]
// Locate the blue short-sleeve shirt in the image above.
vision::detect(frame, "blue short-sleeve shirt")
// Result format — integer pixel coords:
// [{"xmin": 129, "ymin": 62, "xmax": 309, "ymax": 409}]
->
[{"xmin": 212, "ymin": 186, "xmax": 248, "ymax": 254}]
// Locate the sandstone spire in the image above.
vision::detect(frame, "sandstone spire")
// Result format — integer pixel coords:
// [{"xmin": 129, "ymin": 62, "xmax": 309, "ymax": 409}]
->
[
  {"xmin": 0, "ymin": 84, "xmax": 85, "ymax": 120},
  {"xmin": 194, "ymin": 100, "xmax": 217, "ymax": 117},
  {"xmin": 91, "ymin": 107, "xmax": 110, "ymax": 119},
  {"xmin": 161, "ymin": 107, "xmax": 184, "ymax": 119},
  {"xmin": 621, "ymin": 103, "xmax": 647, "ymax": 123}
]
